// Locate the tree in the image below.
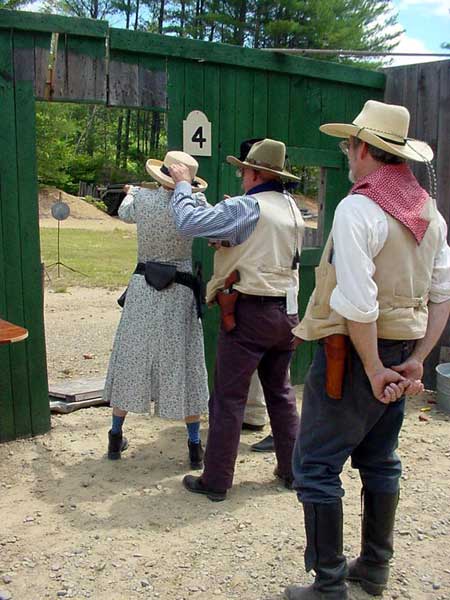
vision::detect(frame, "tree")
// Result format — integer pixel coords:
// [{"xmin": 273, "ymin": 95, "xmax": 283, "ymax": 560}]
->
[
  {"xmin": 0, "ymin": 0, "xmax": 30, "ymax": 7},
  {"xmin": 41, "ymin": 0, "xmax": 118, "ymax": 20}
]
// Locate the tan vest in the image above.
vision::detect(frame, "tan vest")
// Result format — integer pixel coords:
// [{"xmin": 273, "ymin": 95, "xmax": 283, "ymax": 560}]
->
[
  {"xmin": 294, "ymin": 197, "xmax": 440, "ymax": 341},
  {"xmin": 206, "ymin": 191, "xmax": 304, "ymax": 303}
]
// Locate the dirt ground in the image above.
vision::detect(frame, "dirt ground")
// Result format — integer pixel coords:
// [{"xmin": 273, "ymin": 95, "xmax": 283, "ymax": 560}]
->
[{"xmin": 1, "ymin": 286, "xmax": 450, "ymax": 600}]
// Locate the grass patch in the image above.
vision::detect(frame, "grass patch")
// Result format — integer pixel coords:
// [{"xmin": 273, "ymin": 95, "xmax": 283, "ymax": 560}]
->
[{"xmin": 40, "ymin": 227, "xmax": 137, "ymax": 288}]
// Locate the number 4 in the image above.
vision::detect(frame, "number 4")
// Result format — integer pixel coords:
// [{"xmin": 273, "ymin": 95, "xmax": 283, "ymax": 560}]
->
[{"xmin": 192, "ymin": 126, "xmax": 207, "ymax": 149}]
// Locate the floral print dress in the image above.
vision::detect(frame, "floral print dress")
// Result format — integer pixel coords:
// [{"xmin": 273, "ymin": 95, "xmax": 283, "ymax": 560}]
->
[{"xmin": 103, "ymin": 186, "xmax": 209, "ymax": 419}]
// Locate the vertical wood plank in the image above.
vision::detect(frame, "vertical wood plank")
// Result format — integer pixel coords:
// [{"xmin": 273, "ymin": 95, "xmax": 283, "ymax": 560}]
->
[
  {"xmin": 234, "ymin": 68, "xmax": 254, "ymax": 149},
  {"xmin": 289, "ymin": 77, "xmax": 321, "ymax": 148},
  {"xmin": 0, "ymin": 30, "xmax": 16, "ymax": 441},
  {"xmin": 13, "ymin": 32, "xmax": 51, "ymax": 436},
  {"xmin": 66, "ymin": 34, "xmax": 106, "ymax": 102},
  {"xmin": 252, "ymin": 71, "xmax": 268, "ymax": 138},
  {"xmin": 167, "ymin": 58, "xmax": 185, "ymax": 148},
  {"xmin": 0, "ymin": 30, "xmax": 32, "ymax": 440},
  {"xmin": 218, "ymin": 65, "xmax": 237, "ymax": 200},
  {"xmin": 267, "ymin": 71, "xmax": 289, "ymax": 142},
  {"xmin": 436, "ymin": 62, "xmax": 450, "ymax": 232}
]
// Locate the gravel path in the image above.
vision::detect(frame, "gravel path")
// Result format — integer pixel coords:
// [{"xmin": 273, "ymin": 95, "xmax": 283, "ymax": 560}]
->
[{"xmin": 0, "ymin": 287, "xmax": 449, "ymax": 600}]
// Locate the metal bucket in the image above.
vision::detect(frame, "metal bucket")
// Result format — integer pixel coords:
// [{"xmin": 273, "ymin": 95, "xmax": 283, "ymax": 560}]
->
[{"xmin": 435, "ymin": 363, "xmax": 450, "ymax": 413}]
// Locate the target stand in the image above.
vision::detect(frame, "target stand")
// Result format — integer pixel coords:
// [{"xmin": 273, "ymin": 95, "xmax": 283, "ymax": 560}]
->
[{"xmin": 46, "ymin": 199, "xmax": 87, "ymax": 279}]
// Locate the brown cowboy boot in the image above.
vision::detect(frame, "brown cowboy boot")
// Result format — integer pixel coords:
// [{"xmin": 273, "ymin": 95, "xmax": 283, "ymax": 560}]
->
[{"xmin": 347, "ymin": 489, "xmax": 399, "ymax": 596}]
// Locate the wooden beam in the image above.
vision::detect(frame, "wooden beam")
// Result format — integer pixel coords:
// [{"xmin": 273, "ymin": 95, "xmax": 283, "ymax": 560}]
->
[
  {"xmin": 0, "ymin": 9, "xmax": 108, "ymax": 38},
  {"xmin": 110, "ymin": 28, "xmax": 385, "ymax": 90}
]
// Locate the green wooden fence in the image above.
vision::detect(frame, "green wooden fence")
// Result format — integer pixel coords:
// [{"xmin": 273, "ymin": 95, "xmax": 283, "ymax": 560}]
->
[{"xmin": 0, "ymin": 9, "xmax": 385, "ymax": 441}]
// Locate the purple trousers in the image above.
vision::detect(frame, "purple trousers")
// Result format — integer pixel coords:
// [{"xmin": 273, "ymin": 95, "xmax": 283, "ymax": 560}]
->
[{"xmin": 201, "ymin": 295, "xmax": 300, "ymax": 492}]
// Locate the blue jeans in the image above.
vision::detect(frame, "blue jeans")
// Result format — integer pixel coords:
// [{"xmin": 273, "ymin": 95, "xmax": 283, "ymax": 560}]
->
[{"xmin": 293, "ymin": 339, "xmax": 414, "ymax": 503}]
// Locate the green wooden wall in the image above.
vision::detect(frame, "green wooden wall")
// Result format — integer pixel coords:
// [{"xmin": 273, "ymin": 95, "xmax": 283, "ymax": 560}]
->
[{"xmin": 0, "ymin": 9, "xmax": 384, "ymax": 441}]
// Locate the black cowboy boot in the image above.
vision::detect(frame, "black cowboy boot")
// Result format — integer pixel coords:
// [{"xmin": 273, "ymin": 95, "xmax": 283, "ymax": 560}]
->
[
  {"xmin": 285, "ymin": 501, "xmax": 348, "ymax": 599},
  {"xmin": 107, "ymin": 429, "xmax": 129, "ymax": 460},
  {"xmin": 188, "ymin": 440, "xmax": 204, "ymax": 470},
  {"xmin": 347, "ymin": 489, "xmax": 399, "ymax": 596}
]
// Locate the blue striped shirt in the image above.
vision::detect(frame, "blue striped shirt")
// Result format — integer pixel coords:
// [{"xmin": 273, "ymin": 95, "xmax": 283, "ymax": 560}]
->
[{"xmin": 171, "ymin": 180, "xmax": 283, "ymax": 245}]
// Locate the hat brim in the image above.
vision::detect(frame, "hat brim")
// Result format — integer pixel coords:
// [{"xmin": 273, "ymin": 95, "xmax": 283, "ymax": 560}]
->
[
  {"xmin": 226, "ymin": 156, "xmax": 301, "ymax": 182},
  {"xmin": 145, "ymin": 159, "xmax": 208, "ymax": 192},
  {"xmin": 320, "ymin": 123, "xmax": 433, "ymax": 163}
]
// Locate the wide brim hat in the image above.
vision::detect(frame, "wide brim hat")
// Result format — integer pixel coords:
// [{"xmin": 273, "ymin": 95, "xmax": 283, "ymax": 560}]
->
[
  {"xmin": 226, "ymin": 138, "xmax": 300, "ymax": 182},
  {"xmin": 145, "ymin": 151, "xmax": 208, "ymax": 192},
  {"xmin": 320, "ymin": 100, "xmax": 433, "ymax": 163}
]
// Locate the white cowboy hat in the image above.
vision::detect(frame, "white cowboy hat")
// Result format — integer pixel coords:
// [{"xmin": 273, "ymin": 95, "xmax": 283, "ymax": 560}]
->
[
  {"xmin": 145, "ymin": 151, "xmax": 208, "ymax": 192},
  {"xmin": 320, "ymin": 100, "xmax": 433, "ymax": 163},
  {"xmin": 226, "ymin": 138, "xmax": 300, "ymax": 181}
]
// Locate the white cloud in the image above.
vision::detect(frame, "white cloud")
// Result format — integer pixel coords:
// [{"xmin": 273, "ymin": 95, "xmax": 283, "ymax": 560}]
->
[
  {"xmin": 398, "ymin": 0, "xmax": 450, "ymax": 17},
  {"xmin": 390, "ymin": 33, "xmax": 446, "ymax": 65}
]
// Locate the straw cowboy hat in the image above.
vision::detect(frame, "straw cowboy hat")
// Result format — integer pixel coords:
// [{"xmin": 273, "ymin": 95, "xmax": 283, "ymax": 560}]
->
[
  {"xmin": 227, "ymin": 138, "xmax": 300, "ymax": 181},
  {"xmin": 146, "ymin": 151, "xmax": 208, "ymax": 192},
  {"xmin": 320, "ymin": 100, "xmax": 433, "ymax": 163}
]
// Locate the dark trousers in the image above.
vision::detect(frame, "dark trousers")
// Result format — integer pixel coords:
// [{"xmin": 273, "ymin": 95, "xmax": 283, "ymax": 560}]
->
[
  {"xmin": 202, "ymin": 296, "xmax": 300, "ymax": 492},
  {"xmin": 293, "ymin": 339, "xmax": 414, "ymax": 503}
]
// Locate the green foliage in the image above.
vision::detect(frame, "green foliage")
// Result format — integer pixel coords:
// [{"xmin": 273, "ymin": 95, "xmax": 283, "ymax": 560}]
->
[
  {"xmin": 36, "ymin": 103, "xmax": 77, "ymax": 188},
  {"xmin": 84, "ymin": 195, "xmax": 108, "ymax": 213},
  {"xmin": 36, "ymin": 102, "xmax": 164, "ymax": 192},
  {"xmin": 0, "ymin": 0, "xmax": 29, "ymax": 7}
]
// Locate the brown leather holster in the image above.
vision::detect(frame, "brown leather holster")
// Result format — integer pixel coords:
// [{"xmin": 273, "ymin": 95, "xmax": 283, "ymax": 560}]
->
[
  {"xmin": 215, "ymin": 269, "xmax": 240, "ymax": 332},
  {"xmin": 323, "ymin": 334, "xmax": 349, "ymax": 400},
  {"xmin": 216, "ymin": 289, "xmax": 239, "ymax": 332}
]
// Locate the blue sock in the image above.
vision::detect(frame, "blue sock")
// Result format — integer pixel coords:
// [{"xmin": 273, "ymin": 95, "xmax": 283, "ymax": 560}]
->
[
  {"xmin": 186, "ymin": 421, "xmax": 200, "ymax": 444},
  {"xmin": 111, "ymin": 415, "xmax": 125, "ymax": 435}
]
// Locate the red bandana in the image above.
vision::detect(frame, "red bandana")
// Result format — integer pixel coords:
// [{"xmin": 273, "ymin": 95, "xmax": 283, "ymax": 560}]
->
[{"xmin": 350, "ymin": 163, "xmax": 429, "ymax": 244}]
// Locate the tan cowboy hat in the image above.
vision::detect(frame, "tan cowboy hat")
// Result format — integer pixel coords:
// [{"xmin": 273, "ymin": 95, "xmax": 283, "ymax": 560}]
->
[
  {"xmin": 145, "ymin": 151, "xmax": 208, "ymax": 192},
  {"xmin": 320, "ymin": 100, "xmax": 433, "ymax": 163},
  {"xmin": 226, "ymin": 138, "xmax": 300, "ymax": 181}
]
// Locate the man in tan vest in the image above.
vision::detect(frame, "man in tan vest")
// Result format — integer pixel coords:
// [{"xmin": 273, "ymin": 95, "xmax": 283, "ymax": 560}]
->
[
  {"xmin": 168, "ymin": 138, "xmax": 304, "ymax": 501},
  {"xmin": 284, "ymin": 100, "xmax": 450, "ymax": 600}
]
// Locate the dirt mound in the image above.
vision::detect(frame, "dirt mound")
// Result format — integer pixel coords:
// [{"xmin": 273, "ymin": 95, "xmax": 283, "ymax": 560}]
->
[{"xmin": 39, "ymin": 187, "xmax": 134, "ymax": 231}]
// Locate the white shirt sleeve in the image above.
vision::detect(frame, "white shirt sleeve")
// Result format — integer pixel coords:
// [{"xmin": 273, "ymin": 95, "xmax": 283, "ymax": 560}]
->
[
  {"xmin": 429, "ymin": 212, "xmax": 450, "ymax": 303},
  {"xmin": 329, "ymin": 194, "xmax": 387, "ymax": 323},
  {"xmin": 118, "ymin": 186, "xmax": 139, "ymax": 223}
]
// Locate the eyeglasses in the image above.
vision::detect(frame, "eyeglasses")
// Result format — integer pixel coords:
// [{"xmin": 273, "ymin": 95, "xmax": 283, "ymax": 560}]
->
[{"xmin": 339, "ymin": 140, "xmax": 350, "ymax": 156}]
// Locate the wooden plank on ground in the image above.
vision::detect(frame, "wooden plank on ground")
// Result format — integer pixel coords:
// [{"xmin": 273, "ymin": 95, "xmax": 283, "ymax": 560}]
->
[{"xmin": 49, "ymin": 377, "xmax": 105, "ymax": 402}]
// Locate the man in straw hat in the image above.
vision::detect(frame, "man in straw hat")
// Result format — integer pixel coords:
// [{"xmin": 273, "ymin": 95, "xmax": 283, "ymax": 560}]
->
[
  {"xmin": 284, "ymin": 100, "xmax": 450, "ymax": 599},
  {"xmin": 168, "ymin": 138, "xmax": 305, "ymax": 501}
]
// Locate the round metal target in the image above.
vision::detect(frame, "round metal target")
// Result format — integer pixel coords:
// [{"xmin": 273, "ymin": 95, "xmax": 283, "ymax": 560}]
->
[{"xmin": 51, "ymin": 201, "xmax": 70, "ymax": 221}]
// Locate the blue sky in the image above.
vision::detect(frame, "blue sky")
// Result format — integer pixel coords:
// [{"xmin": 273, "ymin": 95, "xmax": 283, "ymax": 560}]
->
[{"xmin": 391, "ymin": 0, "xmax": 450, "ymax": 64}]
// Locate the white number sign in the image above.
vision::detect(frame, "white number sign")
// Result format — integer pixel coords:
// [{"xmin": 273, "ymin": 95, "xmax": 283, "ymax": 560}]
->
[{"xmin": 183, "ymin": 110, "xmax": 212, "ymax": 156}]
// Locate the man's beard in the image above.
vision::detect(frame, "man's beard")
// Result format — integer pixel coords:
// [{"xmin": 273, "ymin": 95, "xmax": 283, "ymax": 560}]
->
[{"xmin": 348, "ymin": 170, "xmax": 356, "ymax": 183}]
